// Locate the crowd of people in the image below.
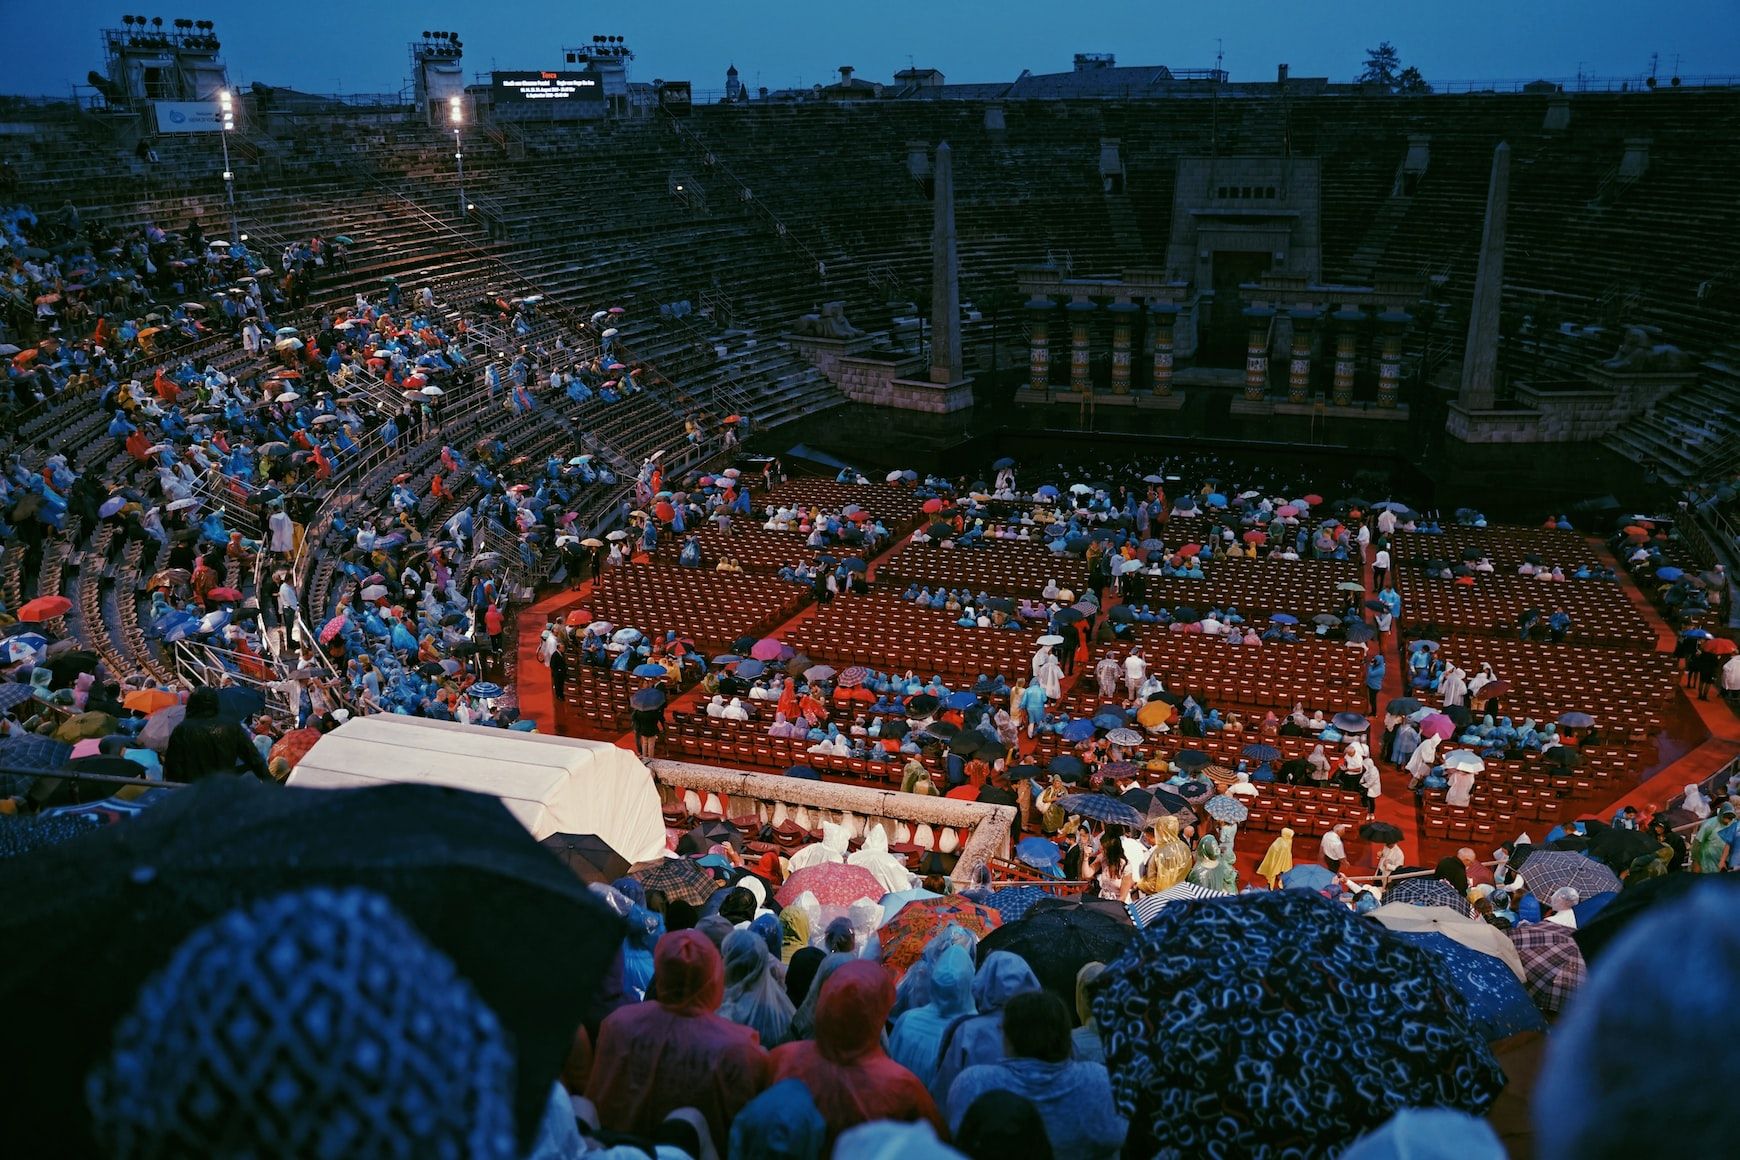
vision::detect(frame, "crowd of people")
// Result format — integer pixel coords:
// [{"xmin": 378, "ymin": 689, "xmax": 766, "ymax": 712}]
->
[{"xmin": 7, "ymin": 183, "xmax": 1740, "ymax": 1157}]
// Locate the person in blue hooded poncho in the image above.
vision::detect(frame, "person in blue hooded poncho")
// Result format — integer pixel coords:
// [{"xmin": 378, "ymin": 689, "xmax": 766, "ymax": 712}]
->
[
  {"xmin": 929, "ymin": 950, "xmax": 1042, "ymax": 1104},
  {"xmin": 888, "ymin": 942, "xmax": 977, "ymax": 1089},
  {"xmin": 946, "ymin": 989, "xmax": 1127, "ymax": 1160},
  {"xmin": 728, "ymin": 1079, "xmax": 828, "ymax": 1160}
]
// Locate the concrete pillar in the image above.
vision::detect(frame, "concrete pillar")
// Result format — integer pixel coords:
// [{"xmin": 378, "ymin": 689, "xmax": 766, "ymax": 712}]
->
[
  {"xmin": 1025, "ymin": 297, "xmax": 1053, "ymax": 391},
  {"xmin": 1378, "ymin": 308, "xmax": 1411, "ymax": 408},
  {"xmin": 1149, "ymin": 303, "xmax": 1178, "ymax": 395},
  {"xmin": 1243, "ymin": 306, "xmax": 1274, "ymax": 401},
  {"xmin": 1107, "ymin": 302, "xmax": 1138, "ymax": 394},
  {"xmin": 1331, "ymin": 307, "xmax": 1364, "ymax": 406},
  {"xmin": 928, "ymin": 142, "xmax": 963, "ymax": 385},
  {"xmin": 1067, "ymin": 300, "xmax": 1095, "ymax": 394},
  {"xmin": 1287, "ymin": 308, "xmax": 1319, "ymax": 403}
]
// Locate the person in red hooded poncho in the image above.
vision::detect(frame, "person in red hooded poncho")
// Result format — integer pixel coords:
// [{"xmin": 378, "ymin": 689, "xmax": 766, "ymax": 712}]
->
[
  {"xmin": 767, "ymin": 959, "xmax": 945, "ymax": 1146},
  {"xmin": 585, "ymin": 929, "xmax": 770, "ymax": 1144}
]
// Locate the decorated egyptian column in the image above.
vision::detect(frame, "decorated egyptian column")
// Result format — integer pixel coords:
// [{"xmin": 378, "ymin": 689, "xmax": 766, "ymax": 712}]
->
[
  {"xmin": 1332, "ymin": 307, "xmax": 1364, "ymax": 406},
  {"xmin": 1067, "ymin": 300, "xmax": 1095, "ymax": 394},
  {"xmin": 1287, "ymin": 308, "xmax": 1319, "ymax": 404},
  {"xmin": 1377, "ymin": 309, "xmax": 1411, "ymax": 408},
  {"xmin": 1243, "ymin": 305, "xmax": 1275, "ymax": 401},
  {"xmin": 1149, "ymin": 303, "xmax": 1178, "ymax": 396},
  {"xmin": 1026, "ymin": 297, "xmax": 1053, "ymax": 391}
]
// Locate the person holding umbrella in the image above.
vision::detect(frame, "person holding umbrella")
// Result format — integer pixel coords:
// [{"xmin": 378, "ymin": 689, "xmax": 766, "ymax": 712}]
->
[
  {"xmin": 1364, "ymin": 650, "xmax": 1386, "ymax": 715},
  {"xmin": 630, "ymin": 688, "xmax": 665, "ymax": 760}
]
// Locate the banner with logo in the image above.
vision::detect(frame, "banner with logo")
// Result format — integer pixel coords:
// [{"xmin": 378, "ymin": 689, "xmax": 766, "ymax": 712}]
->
[{"xmin": 154, "ymin": 100, "xmax": 224, "ymax": 134}]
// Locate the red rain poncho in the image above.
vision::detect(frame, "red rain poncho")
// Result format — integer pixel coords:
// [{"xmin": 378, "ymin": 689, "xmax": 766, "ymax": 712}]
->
[
  {"xmin": 767, "ymin": 960, "xmax": 945, "ymax": 1146},
  {"xmin": 585, "ymin": 929, "xmax": 769, "ymax": 1142}
]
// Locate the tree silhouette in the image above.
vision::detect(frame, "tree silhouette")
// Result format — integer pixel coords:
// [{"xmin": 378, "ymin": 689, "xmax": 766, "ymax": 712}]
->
[{"xmin": 1359, "ymin": 43, "xmax": 1430, "ymax": 94}]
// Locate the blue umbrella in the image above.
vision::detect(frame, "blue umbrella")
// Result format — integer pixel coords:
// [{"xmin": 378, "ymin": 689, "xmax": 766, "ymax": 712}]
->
[
  {"xmin": 1656, "ymin": 566, "xmax": 1683, "ymax": 581},
  {"xmin": 1049, "ymin": 754, "xmax": 1087, "ymax": 781},
  {"xmin": 1044, "ymin": 522, "xmax": 1069, "ymax": 539},
  {"xmin": 1057, "ymin": 794, "xmax": 1146, "ymax": 827},
  {"xmin": 992, "ymin": 457, "xmax": 1016, "ymax": 470},
  {"xmin": 1035, "ymin": 485, "xmax": 1060, "ymax": 500},
  {"xmin": 1241, "ymin": 743, "xmax": 1281, "ymax": 762},
  {"xmin": 467, "ymin": 682, "xmax": 504, "ymax": 699},
  {"xmin": 735, "ymin": 659, "xmax": 765, "ymax": 678},
  {"xmin": 1387, "ymin": 931, "xmax": 1547, "ymax": 1042},
  {"xmin": 1017, "ymin": 836, "xmax": 1062, "ymax": 869},
  {"xmin": 632, "ymin": 663, "xmax": 668, "ymax": 678},
  {"xmin": 1344, "ymin": 623, "xmax": 1377, "ymax": 643},
  {"xmin": 0, "ymin": 684, "xmax": 39, "ymax": 713},
  {"xmin": 1269, "ymin": 613, "xmax": 1298, "ymax": 625},
  {"xmin": 987, "ymin": 886, "xmax": 1051, "ymax": 921},
  {"xmin": 711, "ymin": 654, "xmax": 741, "ymax": 665},
  {"xmin": 944, "ymin": 691, "xmax": 978, "ymax": 710},
  {"xmin": 1282, "ymin": 864, "xmax": 1338, "ymax": 891},
  {"xmin": 1090, "ymin": 713, "xmax": 1124, "ymax": 731},
  {"xmin": 783, "ymin": 764, "xmax": 820, "ymax": 780},
  {"xmin": 1205, "ymin": 492, "xmax": 1228, "ymax": 507},
  {"xmin": 1061, "ymin": 719, "xmax": 1096, "ymax": 743}
]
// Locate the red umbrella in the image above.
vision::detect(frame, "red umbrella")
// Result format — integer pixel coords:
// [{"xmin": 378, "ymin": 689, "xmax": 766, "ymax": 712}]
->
[
  {"xmin": 1302, "ymin": 493, "xmax": 1323, "ymax": 506},
  {"xmin": 1702, "ymin": 638, "xmax": 1737, "ymax": 656},
  {"xmin": 1242, "ymin": 530, "xmax": 1266, "ymax": 544},
  {"xmin": 1177, "ymin": 543, "xmax": 1202, "ymax": 557},
  {"xmin": 207, "ymin": 587, "xmax": 243, "ymax": 602},
  {"xmin": 878, "ymin": 897, "xmax": 1001, "ymax": 978},
  {"xmin": 775, "ymin": 863, "xmax": 883, "ymax": 908},
  {"xmin": 269, "ymin": 728, "xmax": 323, "ymax": 769},
  {"xmin": 922, "ymin": 498, "xmax": 944, "ymax": 514},
  {"xmin": 318, "ymin": 614, "xmax": 348, "ymax": 644},
  {"xmin": 654, "ymin": 501, "xmax": 675, "ymax": 523},
  {"xmin": 17, "ymin": 595, "xmax": 72, "ymax": 622}
]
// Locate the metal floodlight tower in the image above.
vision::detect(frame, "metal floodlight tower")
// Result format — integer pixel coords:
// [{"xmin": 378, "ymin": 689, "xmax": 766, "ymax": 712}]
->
[
  {"xmin": 449, "ymin": 94, "xmax": 466, "ymax": 218},
  {"xmin": 218, "ymin": 88, "xmax": 238, "ymax": 245}
]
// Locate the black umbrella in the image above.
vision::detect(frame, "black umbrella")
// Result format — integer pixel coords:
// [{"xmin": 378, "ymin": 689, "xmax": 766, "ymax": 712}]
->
[
  {"xmin": 924, "ymin": 522, "xmax": 953, "ymax": 540},
  {"xmin": 1573, "ymin": 873, "xmax": 1740, "ymax": 963},
  {"xmin": 906, "ymin": 693, "xmax": 939, "ymax": 718},
  {"xmin": 540, "ymin": 832, "xmax": 632, "ymax": 884},
  {"xmin": 677, "ymin": 820, "xmax": 744, "ymax": 856},
  {"xmin": 1580, "ymin": 821, "xmax": 1661, "ymax": 874},
  {"xmin": 1444, "ymin": 704, "xmax": 1473, "ymax": 727},
  {"xmin": 1360, "ymin": 821, "xmax": 1404, "ymax": 843},
  {"xmin": 1057, "ymin": 794, "xmax": 1145, "ymax": 827},
  {"xmin": 0, "ymin": 779, "xmax": 625, "ymax": 1154},
  {"xmin": 948, "ymin": 730, "xmax": 983, "ymax": 757},
  {"xmin": 1048, "ymin": 754, "xmax": 1087, "ymax": 782},
  {"xmin": 1053, "ymin": 607, "xmax": 1086, "ymax": 625},
  {"xmin": 979, "ymin": 903, "xmax": 1134, "ymax": 1025},
  {"xmin": 1542, "ymin": 746, "xmax": 1582, "ymax": 768},
  {"xmin": 203, "ymin": 684, "xmax": 266, "ymax": 721},
  {"xmin": 1173, "ymin": 748, "xmax": 1211, "ymax": 770}
]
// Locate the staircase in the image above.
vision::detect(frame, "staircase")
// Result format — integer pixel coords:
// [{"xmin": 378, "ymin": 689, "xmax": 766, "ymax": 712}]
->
[
  {"xmin": 1101, "ymin": 189, "xmax": 1144, "ymax": 255},
  {"xmin": 1602, "ymin": 366, "xmax": 1740, "ymax": 486},
  {"xmin": 1343, "ymin": 194, "xmax": 1415, "ymax": 283}
]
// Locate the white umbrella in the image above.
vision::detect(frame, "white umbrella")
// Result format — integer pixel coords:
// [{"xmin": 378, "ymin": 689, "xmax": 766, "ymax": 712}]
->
[
  {"xmin": 1441, "ymin": 750, "xmax": 1486, "ymax": 774},
  {"xmin": 1369, "ymin": 903, "xmax": 1526, "ymax": 982},
  {"xmin": 275, "ymin": 391, "xmax": 300, "ymax": 403},
  {"xmin": 1037, "ymin": 634, "xmax": 1065, "ymax": 646},
  {"xmin": 602, "ymin": 327, "xmax": 619, "ymax": 338},
  {"xmin": 606, "ymin": 530, "xmax": 629, "ymax": 541},
  {"xmin": 420, "ymin": 384, "xmax": 445, "ymax": 397}
]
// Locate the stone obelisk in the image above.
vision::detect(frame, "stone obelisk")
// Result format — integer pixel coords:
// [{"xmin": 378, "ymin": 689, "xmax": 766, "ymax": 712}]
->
[
  {"xmin": 929, "ymin": 142, "xmax": 963, "ymax": 384},
  {"xmin": 1458, "ymin": 142, "xmax": 1510, "ymax": 410}
]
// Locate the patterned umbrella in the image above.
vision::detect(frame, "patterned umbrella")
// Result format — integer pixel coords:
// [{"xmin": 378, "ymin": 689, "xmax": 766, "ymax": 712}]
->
[
  {"xmin": 775, "ymin": 862, "xmax": 883, "ymax": 908},
  {"xmin": 1516, "ymin": 850, "xmax": 1621, "ymax": 905},
  {"xmin": 1240, "ymin": 743, "xmax": 1280, "ymax": 762},
  {"xmin": 1281, "ymin": 864, "xmax": 1338, "ymax": 892},
  {"xmin": 1127, "ymin": 882, "xmax": 1220, "ymax": 927},
  {"xmin": 1094, "ymin": 892, "xmax": 1505, "ymax": 1157},
  {"xmin": 1106, "ymin": 728, "xmax": 1144, "ymax": 748},
  {"xmin": 1057, "ymin": 794, "xmax": 1145, "ymax": 828},
  {"xmin": 1507, "ymin": 920, "xmax": 1588, "ymax": 1016},
  {"xmin": 986, "ymin": 886, "xmax": 1051, "ymax": 921},
  {"xmin": 1386, "ymin": 931, "xmax": 1547, "ymax": 1042},
  {"xmin": 1383, "ymin": 876, "xmax": 1475, "ymax": 918},
  {"xmin": 1203, "ymin": 795, "xmax": 1248, "ymax": 824},
  {"xmin": 631, "ymin": 857, "xmax": 719, "ymax": 906},
  {"xmin": 877, "ymin": 897, "xmax": 1001, "ymax": 977},
  {"xmin": 0, "ymin": 734, "xmax": 73, "ymax": 771},
  {"xmin": 540, "ymin": 833, "xmax": 632, "ymax": 886}
]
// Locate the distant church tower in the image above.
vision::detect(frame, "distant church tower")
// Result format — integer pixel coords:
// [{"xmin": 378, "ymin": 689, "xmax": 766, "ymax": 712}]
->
[{"xmin": 725, "ymin": 63, "xmax": 742, "ymax": 102}]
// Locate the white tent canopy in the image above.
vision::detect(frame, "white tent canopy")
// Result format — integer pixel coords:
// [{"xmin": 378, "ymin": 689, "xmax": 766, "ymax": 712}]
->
[{"xmin": 287, "ymin": 716, "xmax": 666, "ymax": 862}]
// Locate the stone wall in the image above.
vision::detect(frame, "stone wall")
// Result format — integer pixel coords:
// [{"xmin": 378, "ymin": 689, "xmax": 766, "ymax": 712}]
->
[
  {"xmin": 1447, "ymin": 369, "xmax": 1690, "ymax": 444},
  {"xmin": 649, "ymin": 759, "xmax": 1016, "ymax": 889}
]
